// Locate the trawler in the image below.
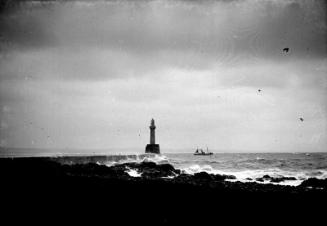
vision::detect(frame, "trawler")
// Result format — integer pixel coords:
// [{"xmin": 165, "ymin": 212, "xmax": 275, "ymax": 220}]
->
[{"xmin": 194, "ymin": 147, "xmax": 213, "ymax": 156}]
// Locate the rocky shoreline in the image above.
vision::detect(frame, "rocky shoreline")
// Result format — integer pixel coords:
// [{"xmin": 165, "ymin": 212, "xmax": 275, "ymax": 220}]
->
[
  {"xmin": 1, "ymin": 157, "xmax": 326, "ymax": 224},
  {"xmin": 62, "ymin": 160, "xmax": 327, "ymax": 191}
]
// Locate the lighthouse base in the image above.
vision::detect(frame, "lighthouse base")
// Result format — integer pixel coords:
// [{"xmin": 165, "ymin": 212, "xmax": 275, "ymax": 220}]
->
[{"xmin": 145, "ymin": 144, "xmax": 160, "ymax": 154}]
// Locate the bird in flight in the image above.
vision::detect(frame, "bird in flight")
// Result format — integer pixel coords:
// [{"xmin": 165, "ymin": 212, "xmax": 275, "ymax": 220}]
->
[
  {"xmin": 258, "ymin": 89, "xmax": 262, "ymax": 92},
  {"xmin": 299, "ymin": 117, "xmax": 304, "ymax": 122},
  {"xmin": 283, "ymin": 48, "xmax": 289, "ymax": 53}
]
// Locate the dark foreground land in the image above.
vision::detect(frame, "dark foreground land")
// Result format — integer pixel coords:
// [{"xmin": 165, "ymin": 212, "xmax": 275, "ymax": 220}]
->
[{"xmin": 1, "ymin": 157, "xmax": 326, "ymax": 224}]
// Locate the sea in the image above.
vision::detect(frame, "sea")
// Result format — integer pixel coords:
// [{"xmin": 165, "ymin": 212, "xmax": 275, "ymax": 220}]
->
[{"xmin": 1, "ymin": 148, "xmax": 326, "ymax": 186}]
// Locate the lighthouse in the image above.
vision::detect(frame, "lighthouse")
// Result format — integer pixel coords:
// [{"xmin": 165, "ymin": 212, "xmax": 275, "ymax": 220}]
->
[{"xmin": 145, "ymin": 119, "xmax": 160, "ymax": 154}]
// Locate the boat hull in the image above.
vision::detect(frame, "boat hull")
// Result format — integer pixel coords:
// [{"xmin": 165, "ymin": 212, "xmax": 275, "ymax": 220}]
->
[{"xmin": 193, "ymin": 153, "xmax": 213, "ymax": 156}]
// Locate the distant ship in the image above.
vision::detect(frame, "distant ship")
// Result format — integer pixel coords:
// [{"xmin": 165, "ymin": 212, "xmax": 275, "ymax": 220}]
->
[{"xmin": 194, "ymin": 147, "xmax": 213, "ymax": 156}]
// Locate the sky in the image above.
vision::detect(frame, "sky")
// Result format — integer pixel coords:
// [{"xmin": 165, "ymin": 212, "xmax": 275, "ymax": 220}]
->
[{"xmin": 0, "ymin": 0, "xmax": 326, "ymax": 154}]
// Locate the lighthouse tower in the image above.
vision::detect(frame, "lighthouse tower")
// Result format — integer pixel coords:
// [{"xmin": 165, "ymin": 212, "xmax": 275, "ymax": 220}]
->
[{"xmin": 145, "ymin": 119, "xmax": 160, "ymax": 154}]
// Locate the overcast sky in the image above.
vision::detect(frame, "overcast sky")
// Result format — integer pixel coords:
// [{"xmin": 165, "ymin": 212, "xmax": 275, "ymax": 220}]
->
[{"xmin": 0, "ymin": 0, "xmax": 326, "ymax": 154}]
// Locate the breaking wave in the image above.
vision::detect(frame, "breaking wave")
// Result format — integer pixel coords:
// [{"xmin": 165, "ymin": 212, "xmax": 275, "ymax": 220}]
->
[
  {"xmin": 125, "ymin": 168, "xmax": 142, "ymax": 177},
  {"xmin": 53, "ymin": 154, "xmax": 170, "ymax": 167},
  {"xmin": 177, "ymin": 164, "xmax": 327, "ymax": 186},
  {"xmin": 51, "ymin": 152, "xmax": 327, "ymax": 187}
]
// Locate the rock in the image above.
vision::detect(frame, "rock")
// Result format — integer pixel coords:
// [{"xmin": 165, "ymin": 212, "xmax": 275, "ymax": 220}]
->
[
  {"xmin": 213, "ymin": 174, "xmax": 236, "ymax": 181},
  {"xmin": 299, "ymin": 178, "xmax": 327, "ymax": 189},
  {"xmin": 255, "ymin": 175, "xmax": 272, "ymax": 182},
  {"xmin": 175, "ymin": 173, "xmax": 193, "ymax": 181},
  {"xmin": 64, "ymin": 163, "xmax": 130, "ymax": 179},
  {"xmin": 139, "ymin": 161, "xmax": 158, "ymax": 169},
  {"xmin": 157, "ymin": 164, "xmax": 176, "ymax": 173},
  {"xmin": 121, "ymin": 162, "xmax": 180, "ymax": 179},
  {"xmin": 141, "ymin": 169, "xmax": 164, "ymax": 179},
  {"xmin": 255, "ymin": 175, "xmax": 297, "ymax": 183},
  {"xmin": 262, "ymin": 175, "xmax": 272, "ymax": 180},
  {"xmin": 174, "ymin": 173, "xmax": 197, "ymax": 185},
  {"xmin": 270, "ymin": 177, "xmax": 296, "ymax": 183},
  {"xmin": 193, "ymin": 172, "xmax": 213, "ymax": 181}
]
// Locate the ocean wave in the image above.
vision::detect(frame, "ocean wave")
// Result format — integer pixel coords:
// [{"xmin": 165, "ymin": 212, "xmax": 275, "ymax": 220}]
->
[
  {"xmin": 141, "ymin": 154, "xmax": 170, "ymax": 165},
  {"xmin": 53, "ymin": 154, "xmax": 171, "ymax": 167},
  {"xmin": 177, "ymin": 164, "xmax": 232, "ymax": 176},
  {"xmin": 125, "ymin": 168, "xmax": 142, "ymax": 177},
  {"xmin": 51, "ymin": 153, "xmax": 327, "ymax": 187},
  {"xmin": 255, "ymin": 157, "xmax": 265, "ymax": 161},
  {"xmin": 177, "ymin": 164, "xmax": 327, "ymax": 186},
  {"xmin": 304, "ymin": 170, "xmax": 327, "ymax": 179}
]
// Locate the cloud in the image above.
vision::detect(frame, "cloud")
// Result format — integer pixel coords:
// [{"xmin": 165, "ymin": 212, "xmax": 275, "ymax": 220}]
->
[
  {"xmin": 1, "ymin": 0, "xmax": 326, "ymax": 83},
  {"xmin": 216, "ymin": 58, "xmax": 327, "ymax": 89},
  {"xmin": 1, "ymin": 0, "xmax": 326, "ymax": 58}
]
